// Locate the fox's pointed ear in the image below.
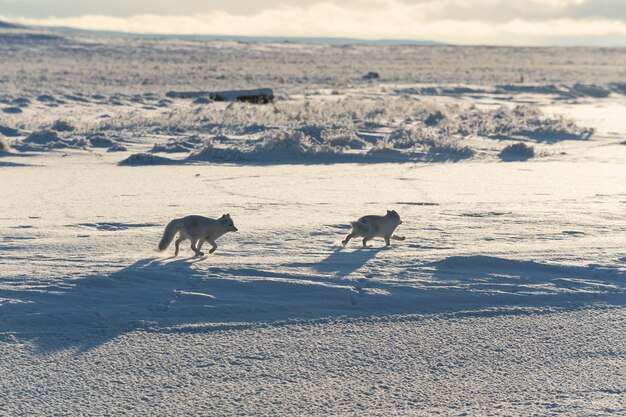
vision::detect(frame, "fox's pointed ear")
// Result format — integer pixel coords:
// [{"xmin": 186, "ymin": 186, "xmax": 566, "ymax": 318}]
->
[{"xmin": 387, "ymin": 210, "xmax": 391, "ymax": 214}]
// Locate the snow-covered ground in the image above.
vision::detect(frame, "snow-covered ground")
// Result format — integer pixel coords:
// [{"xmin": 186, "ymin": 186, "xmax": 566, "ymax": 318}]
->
[{"xmin": 1, "ymin": 26, "xmax": 625, "ymax": 415}]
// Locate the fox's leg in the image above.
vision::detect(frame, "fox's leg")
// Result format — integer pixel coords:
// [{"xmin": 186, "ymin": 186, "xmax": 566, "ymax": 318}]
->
[
  {"xmin": 207, "ymin": 239, "xmax": 218, "ymax": 254},
  {"xmin": 197, "ymin": 240, "xmax": 205, "ymax": 250},
  {"xmin": 190, "ymin": 239, "xmax": 204, "ymax": 256},
  {"xmin": 362, "ymin": 227, "xmax": 377, "ymax": 247},
  {"xmin": 385, "ymin": 235, "xmax": 391, "ymax": 246},
  {"xmin": 391, "ymin": 235, "xmax": 406, "ymax": 241},
  {"xmin": 174, "ymin": 236, "xmax": 186, "ymax": 256},
  {"xmin": 362, "ymin": 233, "xmax": 375, "ymax": 247},
  {"xmin": 342, "ymin": 233, "xmax": 354, "ymax": 245}
]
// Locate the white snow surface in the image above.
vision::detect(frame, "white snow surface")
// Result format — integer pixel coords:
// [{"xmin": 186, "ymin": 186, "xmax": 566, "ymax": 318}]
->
[{"xmin": 1, "ymin": 27, "xmax": 625, "ymax": 415}]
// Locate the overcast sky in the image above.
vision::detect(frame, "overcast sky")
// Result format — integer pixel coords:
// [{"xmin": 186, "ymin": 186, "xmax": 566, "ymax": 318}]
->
[{"xmin": 1, "ymin": 0, "xmax": 626, "ymax": 46}]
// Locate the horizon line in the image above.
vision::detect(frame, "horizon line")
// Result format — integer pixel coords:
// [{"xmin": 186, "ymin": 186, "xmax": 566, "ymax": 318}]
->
[{"xmin": 2, "ymin": 18, "xmax": 626, "ymax": 48}]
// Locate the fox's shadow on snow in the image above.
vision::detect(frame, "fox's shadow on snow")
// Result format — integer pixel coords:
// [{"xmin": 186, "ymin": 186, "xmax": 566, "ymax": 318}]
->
[
  {"xmin": 288, "ymin": 246, "xmax": 382, "ymax": 276},
  {"xmin": 0, "ymin": 257, "xmax": 204, "ymax": 353},
  {"xmin": 0, "ymin": 253, "xmax": 624, "ymax": 353}
]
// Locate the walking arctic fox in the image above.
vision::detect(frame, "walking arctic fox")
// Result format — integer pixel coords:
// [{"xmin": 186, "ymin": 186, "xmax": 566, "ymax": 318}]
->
[
  {"xmin": 342, "ymin": 210, "xmax": 405, "ymax": 247},
  {"xmin": 158, "ymin": 214, "xmax": 238, "ymax": 256}
]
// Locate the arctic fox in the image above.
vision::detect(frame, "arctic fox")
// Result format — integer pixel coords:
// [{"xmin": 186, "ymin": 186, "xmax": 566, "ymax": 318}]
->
[
  {"xmin": 158, "ymin": 214, "xmax": 238, "ymax": 256},
  {"xmin": 342, "ymin": 210, "xmax": 405, "ymax": 247}
]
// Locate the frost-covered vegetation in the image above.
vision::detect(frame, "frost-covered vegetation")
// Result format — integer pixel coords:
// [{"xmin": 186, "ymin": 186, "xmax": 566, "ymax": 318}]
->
[
  {"xmin": 1, "ymin": 92, "xmax": 593, "ymax": 163},
  {"xmin": 111, "ymin": 99, "xmax": 590, "ymax": 163},
  {"xmin": 15, "ymin": 129, "xmax": 86, "ymax": 151},
  {"xmin": 12, "ymin": 128, "xmax": 123, "ymax": 152},
  {"xmin": 50, "ymin": 119, "xmax": 76, "ymax": 132},
  {"xmin": 499, "ymin": 142, "xmax": 535, "ymax": 161}
]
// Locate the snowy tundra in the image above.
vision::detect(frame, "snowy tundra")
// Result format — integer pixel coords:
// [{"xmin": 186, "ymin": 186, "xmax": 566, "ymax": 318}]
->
[{"xmin": 0, "ymin": 24, "xmax": 625, "ymax": 416}]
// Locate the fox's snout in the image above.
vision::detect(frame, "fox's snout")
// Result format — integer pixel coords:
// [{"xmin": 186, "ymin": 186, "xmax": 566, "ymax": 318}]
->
[{"xmin": 231, "ymin": 226, "xmax": 238, "ymax": 232}]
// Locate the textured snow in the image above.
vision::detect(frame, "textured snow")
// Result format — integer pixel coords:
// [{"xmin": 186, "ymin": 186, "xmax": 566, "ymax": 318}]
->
[{"xmin": 1, "ymin": 26, "xmax": 625, "ymax": 416}]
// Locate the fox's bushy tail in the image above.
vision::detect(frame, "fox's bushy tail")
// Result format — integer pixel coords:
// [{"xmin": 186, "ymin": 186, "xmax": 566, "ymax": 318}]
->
[
  {"xmin": 158, "ymin": 218, "xmax": 181, "ymax": 251},
  {"xmin": 350, "ymin": 220, "xmax": 369, "ymax": 236}
]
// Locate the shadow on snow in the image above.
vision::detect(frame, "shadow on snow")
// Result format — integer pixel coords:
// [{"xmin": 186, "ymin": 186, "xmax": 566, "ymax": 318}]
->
[
  {"xmin": 118, "ymin": 150, "xmax": 472, "ymax": 167},
  {"xmin": 0, "ymin": 254, "xmax": 623, "ymax": 353}
]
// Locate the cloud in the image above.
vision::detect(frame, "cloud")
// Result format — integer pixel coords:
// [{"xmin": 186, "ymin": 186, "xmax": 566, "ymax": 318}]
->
[{"xmin": 2, "ymin": 0, "xmax": 626, "ymax": 45}]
